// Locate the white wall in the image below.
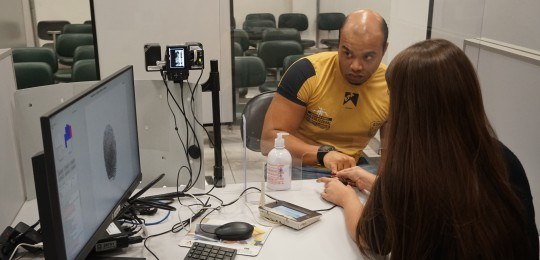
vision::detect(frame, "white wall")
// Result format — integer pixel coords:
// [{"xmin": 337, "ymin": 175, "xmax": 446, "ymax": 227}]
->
[
  {"xmin": 92, "ymin": 0, "xmax": 233, "ymax": 124},
  {"xmin": 386, "ymin": 0, "xmax": 430, "ymax": 63},
  {"xmin": 432, "ymin": 0, "xmax": 540, "ymax": 228},
  {"xmin": 0, "ymin": 49, "xmax": 25, "ymax": 228},
  {"xmin": 0, "ymin": 0, "xmax": 28, "ymax": 48}
]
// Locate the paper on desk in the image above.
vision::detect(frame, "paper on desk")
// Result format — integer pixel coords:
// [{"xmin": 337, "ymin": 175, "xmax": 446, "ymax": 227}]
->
[{"xmin": 179, "ymin": 219, "xmax": 272, "ymax": 256}]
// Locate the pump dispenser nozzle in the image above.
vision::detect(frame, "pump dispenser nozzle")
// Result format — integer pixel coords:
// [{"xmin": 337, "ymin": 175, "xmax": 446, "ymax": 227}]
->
[{"xmin": 275, "ymin": 132, "xmax": 289, "ymax": 148}]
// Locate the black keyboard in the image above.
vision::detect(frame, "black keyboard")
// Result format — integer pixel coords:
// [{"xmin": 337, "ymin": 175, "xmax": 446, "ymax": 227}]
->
[{"xmin": 184, "ymin": 242, "xmax": 237, "ymax": 260}]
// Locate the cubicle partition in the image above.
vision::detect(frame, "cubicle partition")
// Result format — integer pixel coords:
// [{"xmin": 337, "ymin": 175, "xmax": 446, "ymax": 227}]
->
[
  {"xmin": 0, "ymin": 49, "xmax": 25, "ymax": 228},
  {"xmin": 14, "ymin": 80, "xmax": 205, "ymax": 199},
  {"xmin": 91, "ymin": 0, "xmax": 233, "ymax": 124}
]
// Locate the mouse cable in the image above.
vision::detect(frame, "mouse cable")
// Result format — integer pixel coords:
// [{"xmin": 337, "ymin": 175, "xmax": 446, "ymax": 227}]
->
[{"xmin": 144, "ymin": 197, "xmax": 210, "ymax": 260}]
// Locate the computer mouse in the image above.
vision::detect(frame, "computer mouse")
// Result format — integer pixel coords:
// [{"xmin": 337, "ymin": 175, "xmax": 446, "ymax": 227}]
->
[{"xmin": 214, "ymin": 221, "xmax": 254, "ymax": 241}]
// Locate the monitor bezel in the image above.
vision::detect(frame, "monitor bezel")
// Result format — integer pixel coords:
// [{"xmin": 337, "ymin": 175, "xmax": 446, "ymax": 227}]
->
[{"xmin": 35, "ymin": 65, "xmax": 141, "ymax": 260}]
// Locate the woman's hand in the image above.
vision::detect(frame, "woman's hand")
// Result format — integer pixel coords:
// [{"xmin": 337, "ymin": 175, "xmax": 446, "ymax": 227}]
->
[
  {"xmin": 336, "ymin": 166, "xmax": 376, "ymax": 192},
  {"xmin": 317, "ymin": 177, "xmax": 358, "ymax": 207}
]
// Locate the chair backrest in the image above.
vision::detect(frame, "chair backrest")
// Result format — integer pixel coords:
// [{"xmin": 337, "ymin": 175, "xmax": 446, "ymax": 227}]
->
[
  {"xmin": 245, "ymin": 13, "xmax": 276, "ymax": 24},
  {"xmin": 71, "ymin": 59, "xmax": 98, "ymax": 82},
  {"xmin": 317, "ymin": 12, "xmax": 346, "ymax": 31},
  {"xmin": 55, "ymin": 33, "xmax": 94, "ymax": 64},
  {"xmin": 234, "ymin": 56, "xmax": 266, "ymax": 88},
  {"xmin": 232, "ymin": 42, "xmax": 243, "ymax": 57},
  {"xmin": 14, "ymin": 62, "xmax": 54, "ymax": 89},
  {"xmin": 12, "ymin": 47, "xmax": 58, "ymax": 72},
  {"xmin": 233, "ymin": 29, "xmax": 250, "ymax": 51},
  {"xmin": 241, "ymin": 91, "xmax": 275, "ymax": 152},
  {"xmin": 278, "ymin": 13, "xmax": 309, "ymax": 31},
  {"xmin": 262, "ymin": 28, "xmax": 301, "ymax": 43},
  {"xmin": 37, "ymin": 20, "xmax": 70, "ymax": 40},
  {"xmin": 62, "ymin": 24, "xmax": 93, "ymax": 34},
  {"xmin": 283, "ymin": 54, "xmax": 306, "ymax": 71},
  {"xmin": 73, "ymin": 45, "xmax": 95, "ymax": 62},
  {"xmin": 242, "ymin": 20, "xmax": 276, "ymax": 41},
  {"xmin": 257, "ymin": 40, "xmax": 303, "ymax": 69}
]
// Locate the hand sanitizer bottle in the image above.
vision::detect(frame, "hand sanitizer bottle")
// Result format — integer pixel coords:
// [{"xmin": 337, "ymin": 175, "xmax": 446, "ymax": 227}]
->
[{"xmin": 266, "ymin": 132, "xmax": 292, "ymax": 190}]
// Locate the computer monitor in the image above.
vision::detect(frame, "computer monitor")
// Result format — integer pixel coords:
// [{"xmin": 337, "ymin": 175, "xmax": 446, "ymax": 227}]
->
[{"xmin": 34, "ymin": 65, "xmax": 141, "ymax": 260}]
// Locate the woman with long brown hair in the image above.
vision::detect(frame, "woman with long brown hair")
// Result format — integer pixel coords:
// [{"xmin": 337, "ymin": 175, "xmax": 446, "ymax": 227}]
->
[{"xmin": 318, "ymin": 39, "xmax": 538, "ymax": 259}]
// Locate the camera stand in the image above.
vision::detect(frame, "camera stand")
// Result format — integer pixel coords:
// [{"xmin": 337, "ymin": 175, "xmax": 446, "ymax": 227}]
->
[{"xmin": 201, "ymin": 60, "xmax": 225, "ymax": 187}]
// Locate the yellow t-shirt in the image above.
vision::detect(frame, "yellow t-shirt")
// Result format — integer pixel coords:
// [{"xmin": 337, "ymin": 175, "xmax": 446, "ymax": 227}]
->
[{"xmin": 277, "ymin": 52, "xmax": 389, "ymax": 162}]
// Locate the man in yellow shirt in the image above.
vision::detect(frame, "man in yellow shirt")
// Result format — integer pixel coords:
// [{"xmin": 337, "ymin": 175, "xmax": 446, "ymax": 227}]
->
[{"xmin": 261, "ymin": 9, "xmax": 389, "ymax": 175}]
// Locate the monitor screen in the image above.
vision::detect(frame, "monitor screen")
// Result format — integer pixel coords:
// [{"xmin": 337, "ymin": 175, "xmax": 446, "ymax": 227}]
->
[{"xmin": 34, "ymin": 65, "xmax": 141, "ymax": 260}]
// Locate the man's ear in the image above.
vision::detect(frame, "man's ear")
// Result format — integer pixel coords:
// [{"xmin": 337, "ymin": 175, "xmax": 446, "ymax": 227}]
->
[{"xmin": 382, "ymin": 42, "xmax": 389, "ymax": 55}]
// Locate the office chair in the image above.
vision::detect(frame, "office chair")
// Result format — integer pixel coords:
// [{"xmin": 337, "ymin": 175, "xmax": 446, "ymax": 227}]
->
[
  {"xmin": 13, "ymin": 62, "xmax": 54, "ymax": 89},
  {"xmin": 55, "ymin": 33, "xmax": 94, "ymax": 66},
  {"xmin": 283, "ymin": 54, "xmax": 306, "ymax": 72},
  {"xmin": 233, "ymin": 29, "xmax": 250, "ymax": 54},
  {"xmin": 54, "ymin": 45, "xmax": 96, "ymax": 82},
  {"xmin": 12, "ymin": 47, "xmax": 58, "ymax": 73},
  {"xmin": 37, "ymin": 20, "xmax": 70, "ymax": 48},
  {"xmin": 261, "ymin": 28, "xmax": 301, "ymax": 43},
  {"xmin": 241, "ymin": 91, "xmax": 275, "ymax": 152},
  {"xmin": 257, "ymin": 40, "xmax": 303, "ymax": 93},
  {"xmin": 278, "ymin": 13, "xmax": 316, "ymax": 49},
  {"xmin": 234, "ymin": 56, "xmax": 267, "ymax": 110},
  {"xmin": 233, "ymin": 42, "xmax": 244, "ymax": 57},
  {"xmin": 242, "ymin": 19, "xmax": 276, "ymax": 48},
  {"xmin": 245, "ymin": 13, "xmax": 276, "ymax": 25},
  {"xmin": 317, "ymin": 12, "xmax": 346, "ymax": 49},
  {"xmin": 62, "ymin": 24, "xmax": 93, "ymax": 34},
  {"xmin": 71, "ymin": 59, "xmax": 97, "ymax": 82}
]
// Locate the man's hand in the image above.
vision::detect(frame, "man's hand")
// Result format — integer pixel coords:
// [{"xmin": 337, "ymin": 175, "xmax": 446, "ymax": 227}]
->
[
  {"xmin": 336, "ymin": 166, "xmax": 377, "ymax": 192},
  {"xmin": 323, "ymin": 151, "xmax": 357, "ymax": 173}
]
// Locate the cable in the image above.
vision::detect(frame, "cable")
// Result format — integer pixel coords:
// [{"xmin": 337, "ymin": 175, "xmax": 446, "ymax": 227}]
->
[
  {"xmin": 8, "ymin": 242, "xmax": 42, "ymax": 260},
  {"xmin": 315, "ymin": 205, "xmax": 338, "ymax": 212},
  {"xmin": 145, "ymin": 211, "xmax": 171, "ymax": 226}
]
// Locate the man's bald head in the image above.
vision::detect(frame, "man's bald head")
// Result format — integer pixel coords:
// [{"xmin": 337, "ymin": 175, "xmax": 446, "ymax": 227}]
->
[{"xmin": 339, "ymin": 9, "xmax": 388, "ymax": 50}]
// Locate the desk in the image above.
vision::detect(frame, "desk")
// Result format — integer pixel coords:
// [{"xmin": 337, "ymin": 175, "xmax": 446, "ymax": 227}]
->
[{"xmin": 13, "ymin": 180, "xmax": 368, "ymax": 259}]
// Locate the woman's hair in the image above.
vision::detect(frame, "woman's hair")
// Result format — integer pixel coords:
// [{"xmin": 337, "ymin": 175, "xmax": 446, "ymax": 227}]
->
[{"xmin": 357, "ymin": 39, "xmax": 531, "ymax": 259}]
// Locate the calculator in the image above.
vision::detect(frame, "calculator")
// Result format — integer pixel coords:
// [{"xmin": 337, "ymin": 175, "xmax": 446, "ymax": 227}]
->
[{"xmin": 184, "ymin": 242, "xmax": 237, "ymax": 260}]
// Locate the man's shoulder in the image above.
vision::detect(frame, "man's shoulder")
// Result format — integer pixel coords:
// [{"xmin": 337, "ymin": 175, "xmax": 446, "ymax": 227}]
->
[{"xmin": 305, "ymin": 51, "xmax": 338, "ymax": 66}]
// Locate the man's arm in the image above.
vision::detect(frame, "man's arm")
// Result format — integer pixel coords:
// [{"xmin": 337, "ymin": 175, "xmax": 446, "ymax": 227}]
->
[{"xmin": 261, "ymin": 93, "xmax": 319, "ymax": 165}]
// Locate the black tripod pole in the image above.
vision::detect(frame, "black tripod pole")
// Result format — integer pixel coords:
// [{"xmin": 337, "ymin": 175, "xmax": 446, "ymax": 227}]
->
[{"xmin": 202, "ymin": 60, "xmax": 225, "ymax": 187}]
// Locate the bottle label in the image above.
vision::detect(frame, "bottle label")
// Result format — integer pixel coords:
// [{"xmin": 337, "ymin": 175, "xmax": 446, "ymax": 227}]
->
[{"xmin": 267, "ymin": 163, "xmax": 291, "ymax": 186}]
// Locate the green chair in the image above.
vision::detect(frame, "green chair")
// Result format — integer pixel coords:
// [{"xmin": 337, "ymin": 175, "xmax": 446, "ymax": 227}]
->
[
  {"xmin": 317, "ymin": 13, "xmax": 346, "ymax": 49},
  {"xmin": 54, "ymin": 45, "xmax": 95, "ymax": 82},
  {"xmin": 234, "ymin": 56, "xmax": 267, "ymax": 93},
  {"xmin": 261, "ymin": 28, "xmax": 301, "ymax": 43},
  {"xmin": 245, "ymin": 13, "xmax": 276, "ymax": 24},
  {"xmin": 71, "ymin": 59, "xmax": 97, "ymax": 82},
  {"xmin": 278, "ymin": 13, "xmax": 316, "ymax": 49},
  {"xmin": 243, "ymin": 19, "xmax": 276, "ymax": 46},
  {"xmin": 55, "ymin": 33, "xmax": 94, "ymax": 66},
  {"xmin": 283, "ymin": 54, "xmax": 306, "ymax": 72},
  {"xmin": 257, "ymin": 40, "xmax": 303, "ymax": 93},
  {"xmin": 233, "ymin": 29, "xmax": 250, "ymax": 53},
  {"xmin": 12, "ymin": 47, "xmax": 58, "ymax": 73},
  {"xmin": 14, "ymin": 62, "xmax": 54, "ymax": 89},
  {"xmin": 37, "ymin": 20, "xmax": 70, "ymax": 49},
  {"xmin": 62, "ymin": 24, "xmax": 93, "ymax": 34},
  {"xmin": 233, "ymin": 42, "xmax": 243, "ymax": 57}
]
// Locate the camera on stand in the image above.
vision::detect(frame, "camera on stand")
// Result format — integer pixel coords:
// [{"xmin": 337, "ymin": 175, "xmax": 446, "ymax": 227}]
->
[{"xmin": 144, "ymin": 42, "xmax": 204, "ymax": 83}]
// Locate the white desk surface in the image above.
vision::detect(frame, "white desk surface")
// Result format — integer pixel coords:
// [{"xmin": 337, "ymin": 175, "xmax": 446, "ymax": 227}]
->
[{"xmin": 14, "ymin": 180, "xmax": 368, "ymax": 259}]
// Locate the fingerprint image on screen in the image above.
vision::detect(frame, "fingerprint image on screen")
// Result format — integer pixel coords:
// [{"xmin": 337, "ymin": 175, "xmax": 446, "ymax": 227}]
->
[{"xmin": 103, "ymin": 124, "xmax": 117, "ymax": 180}]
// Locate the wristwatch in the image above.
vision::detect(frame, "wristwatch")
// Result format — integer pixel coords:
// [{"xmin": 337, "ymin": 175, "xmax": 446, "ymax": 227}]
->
[{"xmin": 317, "ymin": 145, "xmax": 336, "ymax": 166}]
